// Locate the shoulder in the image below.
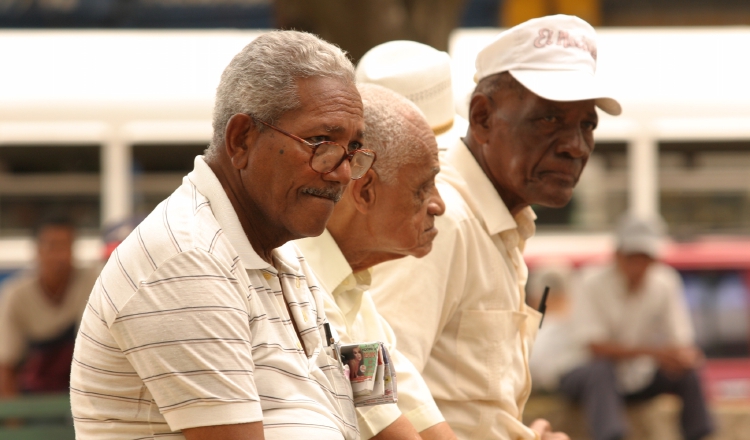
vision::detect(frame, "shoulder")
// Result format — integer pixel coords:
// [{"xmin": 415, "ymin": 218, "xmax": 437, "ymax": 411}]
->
[
  {"xmin": 0, "ymin": 270, "xmax": 37, "ymax": 305},
  {"xmin": 647, "ymin": 262, "xmax": 683, "ymax": 293}
]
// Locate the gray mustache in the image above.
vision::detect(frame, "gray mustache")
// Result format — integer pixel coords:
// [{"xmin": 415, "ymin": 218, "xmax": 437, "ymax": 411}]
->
[{"xmin": 301, "ymin": 186, "xmax": 344, "ymax": 202}]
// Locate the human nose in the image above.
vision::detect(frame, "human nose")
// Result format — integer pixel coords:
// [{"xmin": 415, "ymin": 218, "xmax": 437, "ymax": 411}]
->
[
  {"xmin": 322, "ymin": 155, "xmax": 352, "ymax": 186},
  {"xmin": 556, "ymin": 125, "xmax": 591, "ymax": 159},
  {"xmin": 427, "ymin": 187, "xmax": 446, "ymax": 217}
]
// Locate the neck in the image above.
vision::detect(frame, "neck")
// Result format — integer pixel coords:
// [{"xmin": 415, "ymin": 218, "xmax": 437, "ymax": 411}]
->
[
  {"xmin": 207, "ymin": 159, "xmax": 289, "ymax": 264},
  {"xmin": 39, "ymin": 269, "xmax": 71, "ymax": 304},
  {"xmin": 463, "ymin": 135, "xmax": 529, "ymax": 216}
]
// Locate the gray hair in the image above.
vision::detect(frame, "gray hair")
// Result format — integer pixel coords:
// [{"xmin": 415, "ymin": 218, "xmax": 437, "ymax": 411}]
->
[
  {"xmin": 358, "ymin": 83, "xmax": 435, "ymax": 185},
  {"xmin": 205, "ymin": 30, "xmax": 355, "ymax": 161}
]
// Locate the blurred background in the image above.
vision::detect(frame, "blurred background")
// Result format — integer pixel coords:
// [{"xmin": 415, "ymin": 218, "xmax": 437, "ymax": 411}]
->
[{"xmin": 0, "ymin": 1, "xmax": 749, "ymax": 438}]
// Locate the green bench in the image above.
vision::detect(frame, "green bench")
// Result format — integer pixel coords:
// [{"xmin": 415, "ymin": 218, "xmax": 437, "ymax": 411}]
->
[{"xmin": 0, "ymin": 393, "xmax": 75, "ymax": 440}]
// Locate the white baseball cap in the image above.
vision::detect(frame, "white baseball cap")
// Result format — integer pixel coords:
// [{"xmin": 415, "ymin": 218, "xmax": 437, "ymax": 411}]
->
[
  {"xmin": 356, "ymin": 40, "xmax": 459, "ymax": 146},
  {"xmin": 475, "ymin": 14, "xmax": 621, "ymax": 116},
  {"xmin": 616, "ymin": 214, "xmax": 667, "ymax": 258}
]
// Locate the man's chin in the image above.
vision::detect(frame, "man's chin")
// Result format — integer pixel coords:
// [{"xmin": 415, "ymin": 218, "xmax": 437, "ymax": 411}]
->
[{"xmin": 533, "ymin": 187, "xmax": 574, "ymax": 208}]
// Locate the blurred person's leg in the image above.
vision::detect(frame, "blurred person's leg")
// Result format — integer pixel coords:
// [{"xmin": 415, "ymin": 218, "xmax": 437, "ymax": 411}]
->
[
  {"xmin": 559, "ymin": 359, "xmax": 627, "ymax": 440},
  {"xmin": 626, "ymin": 369, "xmax": 714, "ymax": 440}
]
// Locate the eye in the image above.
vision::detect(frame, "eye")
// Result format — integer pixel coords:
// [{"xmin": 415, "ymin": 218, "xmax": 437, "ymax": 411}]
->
[
  {"xmin": 582, "ymin": 120, "xmax": 598, "ymax": 131},
  {"xmin": 307, "ymin": 135, "xmax": 329, "ymax": 144},
  {"xmin": 542, "ymin": 115, "xmax": 559, "ymax": 123},
  {"xmin": 348, "ymin": 141, "xmax": 363, "ymax": 152}
]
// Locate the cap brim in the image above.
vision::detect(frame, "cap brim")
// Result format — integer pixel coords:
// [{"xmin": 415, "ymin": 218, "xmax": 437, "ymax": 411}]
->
[{"xmin": 509, "ymin": 70, "xmax": 622, "ymax": 116}]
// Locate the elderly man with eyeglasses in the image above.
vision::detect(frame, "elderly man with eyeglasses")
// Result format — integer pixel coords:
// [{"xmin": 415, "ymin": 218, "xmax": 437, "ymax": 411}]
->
[{"xmin": 70, "ymin": 31, "xmax": 373, "ymax": 440}]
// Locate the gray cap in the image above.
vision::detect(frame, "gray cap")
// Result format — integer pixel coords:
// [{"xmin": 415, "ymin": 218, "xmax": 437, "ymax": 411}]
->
[{"xmin": 616, "ymin": 214, "xmax": 667, "ymax": 258}]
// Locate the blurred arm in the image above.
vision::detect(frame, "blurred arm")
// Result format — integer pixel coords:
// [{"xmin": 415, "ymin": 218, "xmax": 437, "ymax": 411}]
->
[
  {"xmin": 0, "ymin": 364, "xmax": 18, "ymax": 398},
  {"xmin": 183, "ymin": 421, "xmax": 265, "ymax": 440}
]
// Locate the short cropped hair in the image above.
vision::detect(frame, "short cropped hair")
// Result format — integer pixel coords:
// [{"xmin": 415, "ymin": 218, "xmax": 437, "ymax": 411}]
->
[
  {"xmin": 358, "ymin": 83, "xmax": 433, "ymax": 185},
  {"xmin": 472, "ymin": 71, "xmax": 526, "ymax": 102},
  {"xmin": 205, "ymin": 30, "xmax": 355, "ymax": 161}
]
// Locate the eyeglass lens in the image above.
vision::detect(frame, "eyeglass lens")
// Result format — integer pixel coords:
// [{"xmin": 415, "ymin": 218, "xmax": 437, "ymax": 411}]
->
[{"xmin": 311, "ymin": 143, "xmax": 375, "ymax": 179}]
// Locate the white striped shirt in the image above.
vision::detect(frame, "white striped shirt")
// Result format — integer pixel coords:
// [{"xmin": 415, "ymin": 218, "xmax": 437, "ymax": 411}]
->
[{"xmin": 71, "ymin": 156, "xmax": 358, "ymax": 440}]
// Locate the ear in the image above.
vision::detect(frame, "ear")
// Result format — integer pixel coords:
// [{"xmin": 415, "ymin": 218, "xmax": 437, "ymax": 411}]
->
[
  {"xmin": 468, "ymin": 93, "xmax": 493, "ymax": 146},
  {"xmin": 224, "ymin": 114, "xmax": 258, "ymax": 170},
  {"xmin": 349, "ymin": 169, "xmax": 378, "ymax": 214}
]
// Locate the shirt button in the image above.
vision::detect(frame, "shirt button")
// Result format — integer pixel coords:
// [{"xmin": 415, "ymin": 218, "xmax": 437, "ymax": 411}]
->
[
  {"xmin": 296, "ymin": 278, "xmax": 301, "ymax": 288},
  {"xmin": 262, "ymin": 272, "xmax": 272, "ymax": 280},
  {"xmin": 303, "ymin": 312, "xmax": 309, "ymax": 322}
]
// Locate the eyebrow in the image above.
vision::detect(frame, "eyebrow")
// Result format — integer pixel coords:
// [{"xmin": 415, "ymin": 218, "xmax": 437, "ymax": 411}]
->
[{"xmin": 323, "ymin": 125, "xmax": 365, "ymax": 140}]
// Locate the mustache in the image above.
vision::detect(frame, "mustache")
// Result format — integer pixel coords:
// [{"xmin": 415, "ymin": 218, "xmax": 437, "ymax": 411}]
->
[{"xmin": 301, "ymin": 186, "xmax": 344, "ymax": 202}]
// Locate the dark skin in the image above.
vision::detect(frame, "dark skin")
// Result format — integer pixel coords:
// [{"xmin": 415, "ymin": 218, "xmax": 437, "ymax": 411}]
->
[
  {"xmin": 589, "ymin": 252, "xmax": 704, "ymax": 379},
  {"xmin": 465, "ymin": 74, "xmax": 598, "ymax": 216},
  {"xmin": 192, "ymin": 76, "xmax": 364, "ymax": 440},
  {"xmin": 206, "ymin": 76, "xmax": 364, "ymax": 263},
  {"xmin": 465, "ymin": 74, "xmax": 589, "ymax": 440},
  {"xmin": 325, "ymin": 107, "xmax": 454, "ymax": 440}
]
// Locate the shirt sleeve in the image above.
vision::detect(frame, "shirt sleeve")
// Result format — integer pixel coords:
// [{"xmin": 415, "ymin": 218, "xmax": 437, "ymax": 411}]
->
[
  {"xmin": 660, "ymin": 265, "xmax": 695, "ymax": 346},
  {"xmin": 573, "ymin": 268, "xmax": 612, "ymax": 346},
  {"xmin": 107, "ymin": 249, "xmax": 262, "ymax": 431},
  {"xmin": 0, "ymin": 277, "xmax": 27, "ymax": 366}
]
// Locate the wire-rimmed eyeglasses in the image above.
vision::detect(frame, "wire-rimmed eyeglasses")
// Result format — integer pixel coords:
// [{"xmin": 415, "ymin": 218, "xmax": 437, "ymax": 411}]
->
[{"xmin": 251, "ymin": 116, "xmax": 376, "ymax": 180}]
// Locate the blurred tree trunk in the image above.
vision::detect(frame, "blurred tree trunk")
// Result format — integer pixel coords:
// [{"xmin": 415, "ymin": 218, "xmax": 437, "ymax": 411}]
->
[{"xmin": 274, "ymin": 0, "xmax": 465, "ymax": 63}]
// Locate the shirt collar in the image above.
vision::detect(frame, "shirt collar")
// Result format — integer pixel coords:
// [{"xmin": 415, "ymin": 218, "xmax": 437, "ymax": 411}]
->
[
  {"xmin": 444, "ymin": 138, "xmax": 531, "ymax": 237},
  {"xmin": 295, "ymin": 228, "xmax": 353, "ymax": 295},
  {"xmin": 187, "ymin": 156, "xmax": 269, "ymax": 270}
]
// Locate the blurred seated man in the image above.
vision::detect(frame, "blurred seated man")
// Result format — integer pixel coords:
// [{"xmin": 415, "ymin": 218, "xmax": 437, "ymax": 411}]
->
[
  {"xmin": 70, "ymin": 31, "xmax": 371, "ymax": 440},
  {"xmin": 297, "ymin": 84, "xmax": 454, "ymax": 440},
  {"xmin": 0, "ymin": 217, "xmax": 96, "ymax": 396},
  {"xmin": 559, "ymin": 215, "xmax": 714, "ymax": 440}
]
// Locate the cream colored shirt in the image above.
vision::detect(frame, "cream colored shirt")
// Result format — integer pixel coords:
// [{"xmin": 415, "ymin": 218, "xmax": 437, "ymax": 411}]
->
[
  {"xmin": 0, "ymin": 266, "xmax": 97, "ymax": 365},
  {"xmin": 575, "ymin": 262, "xmax": 695, "ymax": 393},
  {"xmin": 371, "ymin": 139, "xmax": 541, "ymax": 440},
  {"xmin": 297, "ymin": 230, "xmax": 445, "ymax": 439},
  {"xmin": 71, "ymin": 156, "xmax": 358, "ymax": 440}
]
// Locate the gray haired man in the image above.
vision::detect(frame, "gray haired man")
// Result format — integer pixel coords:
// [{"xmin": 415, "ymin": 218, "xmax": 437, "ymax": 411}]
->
[
  {"xmin": 71, "ymin": 31, "xmax": 373, "ymax": 440},
  {"xmin": 298, "ymin": 84, "xmax": 453, "ymax": 440}
]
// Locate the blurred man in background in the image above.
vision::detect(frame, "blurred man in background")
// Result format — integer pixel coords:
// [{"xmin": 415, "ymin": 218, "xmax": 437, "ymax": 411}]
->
[
  {"xmin": 0, "ymin": 217, "xmax": 95, "ymax": 397},
  {"xmin": 298, "ymin": 84, "xmax": 453, "ymax": 440},
  {"xmin": 560, "ymin": 215, "xmax": 713, "ymax": 440},
  {"xmin": 370, "ymin": 15, "xmax": 620, "ymax": 440}
]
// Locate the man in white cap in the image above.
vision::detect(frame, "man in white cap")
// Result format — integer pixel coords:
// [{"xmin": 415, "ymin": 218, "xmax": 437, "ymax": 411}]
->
[
  {"xmin": 561, "ymin": 215, "xmax": 713, "ymax": 440},
  {"xmin": 370, "ymin": 15, "xmax": 621, "ymax": 439},
  {"xmin": 355, "ymin": 40, "xmax": 468, "ymax": 152},
  {"xmin": 298, "ymin": 84, "xmax": 455, "ymax": 440}
]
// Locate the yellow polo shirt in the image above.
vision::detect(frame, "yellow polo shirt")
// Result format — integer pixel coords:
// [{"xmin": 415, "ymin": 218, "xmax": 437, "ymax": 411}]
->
[{"xmin": 298, "ymin": 230, "xmax": 445, "ymax": 439}]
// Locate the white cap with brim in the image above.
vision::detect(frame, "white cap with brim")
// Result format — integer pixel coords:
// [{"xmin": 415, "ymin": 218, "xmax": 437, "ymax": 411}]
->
[
  {"xmin": 356, "ymin": 40, "xmax": 457, "ymax": 135},
  {"xmin": 616, "ymin": 214, "xmax": 667, "ymax": 258},
  {"xmin": 474, "ymin": 14, "xmax": 622, "ymax": 116}
]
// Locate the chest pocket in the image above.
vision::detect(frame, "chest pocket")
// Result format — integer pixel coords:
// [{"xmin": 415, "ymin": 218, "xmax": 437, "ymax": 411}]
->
[
  {"xmin": 315, "ymin": 347, "xmax": 359, "ymax": 440},
  {"xmin": 456, "ymin": 309, "xmax": 526, "ymax": 401}
]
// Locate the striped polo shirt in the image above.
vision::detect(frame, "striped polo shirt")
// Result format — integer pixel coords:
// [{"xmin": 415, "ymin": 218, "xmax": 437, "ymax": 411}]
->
[{"xmin": 70, "ymin": 156, "xmax": 358, "ymax": 440}]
